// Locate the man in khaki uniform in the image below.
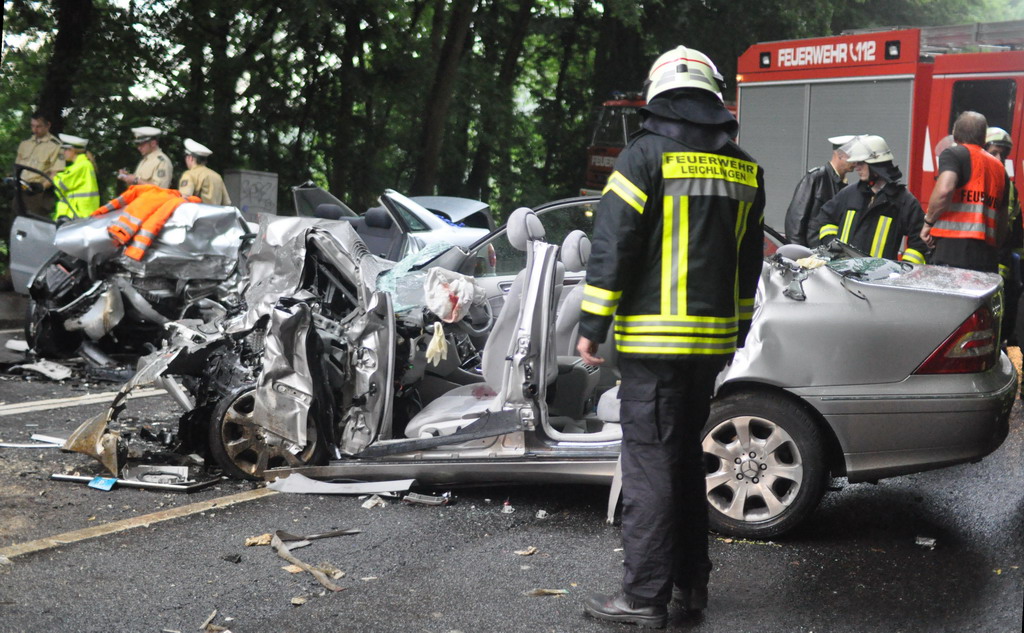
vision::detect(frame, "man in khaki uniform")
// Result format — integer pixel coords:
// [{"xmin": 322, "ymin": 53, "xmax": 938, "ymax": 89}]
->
[
  {"xmin": 178, "ymin": 138, "xmax": 231, "ymax": 205},
  {"xmin": 14, "ymin": 111, "xmax": 65, "ymax": 215},
  {"xmin": 117, "ymin": 126, "xmax": 172, "ymax": 188}
]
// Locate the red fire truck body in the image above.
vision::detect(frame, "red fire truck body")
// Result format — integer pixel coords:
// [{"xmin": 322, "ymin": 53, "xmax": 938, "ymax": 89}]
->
[
  {"xmin": 736, "ymin": 21, "xmax": 1024, "ymax": 233},
  {"xmin": 581, "ymin": 97, "xmax": 738, "ymax": 196},
  {"xmin": 582, "ymin": 96, "xmax": 645, "ymax": 195}
]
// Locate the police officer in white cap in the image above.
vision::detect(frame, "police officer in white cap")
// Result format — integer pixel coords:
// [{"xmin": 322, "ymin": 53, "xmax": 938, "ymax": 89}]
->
[
  {"xmin": 178, "ymin": 138, "xmax": 231, "ymax": 205},
  {"xmin": 117, "ymin": 125, "xmax": 172, "ymax": 188},
  {"xmin": 783, "ymin": 134, "xmax": 858, "ymax": 246}
]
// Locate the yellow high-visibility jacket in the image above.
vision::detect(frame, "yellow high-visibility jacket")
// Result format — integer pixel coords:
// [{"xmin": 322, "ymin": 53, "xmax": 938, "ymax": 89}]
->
[{"xmin": 52, "ymin": 154, "xmax": 100, "ymax": 221}]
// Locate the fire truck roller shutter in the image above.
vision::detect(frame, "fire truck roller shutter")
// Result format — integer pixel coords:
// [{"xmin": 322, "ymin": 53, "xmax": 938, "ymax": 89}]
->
[{"xmin": 739, "ymin": 77, "xmax": 915, "ymax": 230}]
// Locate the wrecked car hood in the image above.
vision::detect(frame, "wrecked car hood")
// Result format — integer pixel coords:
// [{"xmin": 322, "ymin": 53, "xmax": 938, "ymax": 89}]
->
[{"xmin": 53, "ymin": 203, "xmax": 251, "ymax": 280}]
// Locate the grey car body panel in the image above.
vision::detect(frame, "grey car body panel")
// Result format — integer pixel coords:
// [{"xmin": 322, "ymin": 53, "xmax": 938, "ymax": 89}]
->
[
  {"xmin": 791, "ymin": 353, "xmax": 1015, "ymax": 481},
  {"xmin": 9, "ymin": 215, "xmax": 57, "ymax": 294},
  {"xmin": 721, "ymin": 257, "xmax": 998, "ymax": 388}
]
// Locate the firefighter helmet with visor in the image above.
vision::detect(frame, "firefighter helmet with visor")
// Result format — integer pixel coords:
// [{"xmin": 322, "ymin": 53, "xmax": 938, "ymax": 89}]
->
[
  {"xmin": 644, "ymin": 46, "xmax": 725, "ymax": 102},
  {"xmin": 986, "ymin": 127, "xmax": 1012, "ymax": 149},
  {"xmin": 839, "ymin": 135, "xmax": 894, "ymax": 164}
]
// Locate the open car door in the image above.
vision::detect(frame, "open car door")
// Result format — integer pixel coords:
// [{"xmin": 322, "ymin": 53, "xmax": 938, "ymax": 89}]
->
[{"xmin": 9, "ymin": 165, "xmax": 64, "ymax": 294}]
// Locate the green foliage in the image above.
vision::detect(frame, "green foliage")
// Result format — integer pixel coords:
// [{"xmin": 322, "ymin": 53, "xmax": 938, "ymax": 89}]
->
[{"xmin": 0, "ymin": 0, "xmax": 1018, "ymax": 221}]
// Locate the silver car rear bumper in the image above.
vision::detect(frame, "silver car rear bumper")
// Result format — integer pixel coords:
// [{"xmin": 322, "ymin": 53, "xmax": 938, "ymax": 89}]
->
[{"xmin": 793, "ymin": 353, "xmax": 1016, "ymax": 482}]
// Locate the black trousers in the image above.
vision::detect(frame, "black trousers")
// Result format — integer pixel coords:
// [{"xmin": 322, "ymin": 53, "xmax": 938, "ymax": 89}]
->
[{"xmin": 617, "ymin": 356, "xmax": 728, "ymax": 605}]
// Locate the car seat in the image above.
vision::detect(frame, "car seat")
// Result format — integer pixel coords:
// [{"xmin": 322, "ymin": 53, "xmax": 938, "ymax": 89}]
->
[
  {"xmin": 357, "ymin": 206, "xmax": 405, "ymax": 260},
  {"xmin": 403, "ymin": 207, "xmax": 550, "ymax": 438}
]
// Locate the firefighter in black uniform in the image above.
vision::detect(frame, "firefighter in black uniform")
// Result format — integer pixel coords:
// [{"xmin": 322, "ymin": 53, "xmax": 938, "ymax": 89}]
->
[
  {"xmin": 578, "ymin": 45, "xmax": 764, "ymax": 628},
  {"xmin": 809, "ymin": 134, "xmax": 928, "ymax": 264},
  {"xmin": 783, "ymin": 135, "xmax": 856, "ymax": 245}
]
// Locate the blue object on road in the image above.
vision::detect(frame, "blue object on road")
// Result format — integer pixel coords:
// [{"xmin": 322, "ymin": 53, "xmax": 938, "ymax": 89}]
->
[{"xmin": 87, "ymin": 476, "xmax": 117, "ymax": 491}]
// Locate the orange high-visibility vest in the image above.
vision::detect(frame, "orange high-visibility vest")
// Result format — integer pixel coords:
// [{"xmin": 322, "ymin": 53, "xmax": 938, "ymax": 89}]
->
[
  {"xmin": 123, "ymin": 195, "xmax": 199, "ymax": 260},
  {"xmin": 931, "ymin": 144, "xmax": 1006, "ymax": 246},
  {"xmin": 92, "ymin": 185, "xmax": 199, "ymax": 260}
]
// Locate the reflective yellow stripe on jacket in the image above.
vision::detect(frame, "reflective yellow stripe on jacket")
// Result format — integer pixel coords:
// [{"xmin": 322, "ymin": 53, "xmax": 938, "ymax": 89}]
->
[
  {"xmin": 603, "ymin": 171, "xmax": 647, "ymax": 214},
  {"xmin": 581, "ymin": 284, "xmax": 622, "ymax": 317},
  {"xmin": 869, "ymin": 216, "xmax": 892, "ymax": 257},
  {"xmin": 614, "ymin": 314, "xmax": 739, "ymax": 356}
]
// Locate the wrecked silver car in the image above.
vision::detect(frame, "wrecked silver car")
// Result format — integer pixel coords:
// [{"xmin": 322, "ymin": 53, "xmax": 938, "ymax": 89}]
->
[
  {"xmin": 21, "ymin": 201, "xmax": 253, "ymax": 356},
  {"xmin": 66, "ymin": 198, "xmax": 1015, "ymax": 538}
]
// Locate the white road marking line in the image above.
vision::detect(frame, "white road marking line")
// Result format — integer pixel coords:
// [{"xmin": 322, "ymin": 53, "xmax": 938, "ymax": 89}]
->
[
  {"xmin": 0, "ymin": 487, "xmax": 278, "ymax": 559},
  {"xmin": 0, "ymin": 388, "xmax": 167, "ymax": 416}
]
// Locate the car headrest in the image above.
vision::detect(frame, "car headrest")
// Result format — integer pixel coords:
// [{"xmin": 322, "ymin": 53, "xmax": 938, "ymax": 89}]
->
[
  {"xmin": 560, "ymin": 230, "xmax": 591, "ymax": 273},
  {"xmin": 314, "ymin": 203, "xmax": 346, "ymax": 220},
  {"xmin": 507, "ymin": 207, "xmax": 544, "ymax": 251},
  {"xmin": 365, "ymin": 206, "xmax": 393, "ymax": 229},
  {"xmin": 776, "ymin": 243, "xmax": 813, "ymax": 262}
]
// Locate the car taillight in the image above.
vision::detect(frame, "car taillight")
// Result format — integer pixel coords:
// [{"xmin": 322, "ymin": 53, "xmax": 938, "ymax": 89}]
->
[{"xmin": 913, "ymin": 306, "xmax": 999, "ymax": 374}]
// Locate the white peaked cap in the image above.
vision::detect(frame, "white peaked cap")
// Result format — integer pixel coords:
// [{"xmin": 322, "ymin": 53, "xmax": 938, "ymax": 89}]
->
[{"xmin": 183, "ymin": 138, "xmax": 213, "ymax": 157}]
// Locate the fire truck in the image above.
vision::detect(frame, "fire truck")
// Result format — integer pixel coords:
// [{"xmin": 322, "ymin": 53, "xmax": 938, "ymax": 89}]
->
[
  {"xmin": 736, "ymin": 20, "xmax": 1024, "ymax": 232},
  {"xmin": 582, "ymin": 93, "xmax": 645, "ymax": 195},
  {"xmin": 581, "ymin": 94, "xmax": 737, "ymax": 196}
]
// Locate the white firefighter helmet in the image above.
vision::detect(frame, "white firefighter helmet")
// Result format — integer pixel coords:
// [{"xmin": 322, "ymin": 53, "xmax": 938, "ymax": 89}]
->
[
  {"xmin": 644, "ymin": 45, "xmax": 724, "ymax": 102},
  {"xmin": 986, "ymin": 127, "xmax": 1012, "ymax": 149},
  {"xmin": 839, "ymin": 135, "xmax": 894, "ymax": 164}
]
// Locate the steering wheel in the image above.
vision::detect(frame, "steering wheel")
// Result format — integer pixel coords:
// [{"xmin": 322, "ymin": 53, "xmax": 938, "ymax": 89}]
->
[{"xmin": 455, "ymin": 299, "xmax": 495, "ymax": 337}]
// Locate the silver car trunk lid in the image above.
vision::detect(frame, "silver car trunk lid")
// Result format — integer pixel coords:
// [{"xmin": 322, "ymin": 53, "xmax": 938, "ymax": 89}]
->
[{"xmin": 723, "ymin": 257, "xmax": 1003, "ymax": 389}]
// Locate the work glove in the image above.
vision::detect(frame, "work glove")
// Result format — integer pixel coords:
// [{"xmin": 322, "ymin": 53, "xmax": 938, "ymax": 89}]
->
[{"xmin": 425, "ymin": 322, "xmax": 448, "ymax": 367}]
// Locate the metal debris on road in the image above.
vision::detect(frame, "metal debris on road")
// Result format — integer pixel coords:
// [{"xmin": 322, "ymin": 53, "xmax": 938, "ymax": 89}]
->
[
  {"xmin": 221, "ymin": 553, "xmax": 242, "ymax": 564},
  {"xmin": 514, "ymin": 546, "xmax": 539, "ymax": 556},
  {"xmin": 276, "ymin": 528, "xmax": 361, "ymax": 542},
  {"xmin": 122, "ymin": 464, "xmax": 190, "ymax": 485},
  {"xmin": 715, "ymin": 536, "xmax": 782, "ymax": 547},
  {"xmin": 291, "ymin": 597, "xmax": 307, "ymax": 606},
  {"xmin": 361, "ymin": 494, "xmax": 387, "ymax": 509},
  {"xmin": 266, "ymin": 472, "xmax": 415, "ymax": 495},
  {"xmin": 535, "ymin": 509, "xmax": 549, "ymax": 519},
  {"xmin": 11, "ymin": 360, "xmax": 73, "ymax": 381},
  {"xmin": 526, "ymin": 588, "xmax": 568, "ymax": 597},
  {"xmin": 50, "ymin": 473, "xmax": 218, "ymax": 493},
  {"xmin": 915, "ymin": 536, "xmax": 937, "ymax": 550},
  {"xmin": 501, "ymin": 499, "xmax": 515, "ymax": 514},
  {"xmin": 0, "ymin": 434, "xmax": 64, "ymax": 448},
  {"xmin": 403, "ymin": 491, "xmax": 453, "ymax": 506}
]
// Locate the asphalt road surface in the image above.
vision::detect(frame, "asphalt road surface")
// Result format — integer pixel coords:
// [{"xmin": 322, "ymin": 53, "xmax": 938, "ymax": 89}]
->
[{"xmin": 0, "ymin": 327, "xmax": 1022, "ymax": 632}]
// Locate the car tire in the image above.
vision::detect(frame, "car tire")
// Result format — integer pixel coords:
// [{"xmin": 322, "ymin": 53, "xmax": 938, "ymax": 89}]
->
[
  {"xmin": 24, "ymin": 298, "xmax": 81, "ymax": 357},
  {"xmin": 208, "ymin": 386, "xmax": 325, "ymax": 481},
  {"xmin": 702, "ymin": 391, "xmax": 828, "ymax": 539}
]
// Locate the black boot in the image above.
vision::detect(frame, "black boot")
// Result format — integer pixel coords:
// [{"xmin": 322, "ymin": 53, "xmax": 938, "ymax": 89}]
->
[
  {"xmin": 583, "ymin": 592, "xmax": 668, "ymax": 628},
  {"xmin": 671, "ymin": 584, "xmax": 708, "ymax": 613}
]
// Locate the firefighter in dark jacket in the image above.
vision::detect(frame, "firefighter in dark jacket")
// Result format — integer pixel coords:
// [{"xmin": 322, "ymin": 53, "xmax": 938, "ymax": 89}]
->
[
  {"xmin": 809, "ymin": 134, "xmax": 927, "ymax": 264},
  {"xmin": 578, "ymin": 45, "xmax": 764, "ymax": 629},
  {"xmin": 783, "ymin": 135, "xmax": 856, "ymax": 245}
]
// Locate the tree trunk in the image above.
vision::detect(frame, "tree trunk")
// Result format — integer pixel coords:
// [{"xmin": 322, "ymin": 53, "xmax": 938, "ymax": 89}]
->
[
  {"xmin": 36, "ymin": 0, "xmax": 95, "ymax": 131},
  {"xmin": 409, "ymin": 0, "xmax": 475, "ymax": 196},
  {"xmin": 465, "ymin": 0, "xmax": 535, "ymax": 201}
]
